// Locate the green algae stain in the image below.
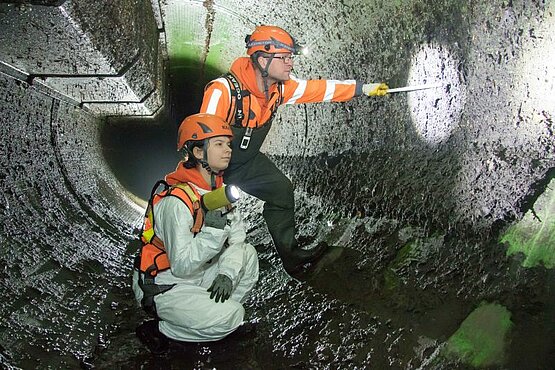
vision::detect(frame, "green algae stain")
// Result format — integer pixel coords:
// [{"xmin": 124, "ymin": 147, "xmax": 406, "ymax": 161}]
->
[
  {"xmin": 384, "ymin": 242, "xmax": 414, "ymax": 290},
  {"xmin": 164, "ymin": 1, "xmax": 228, "ymax": 81},
  {"xmin": 500, "ymin": 179, "xmax": 555, "ymax": 269},
  {"xmin": 383, "ymin": 268, "xmax": 400, "ymax": 290},
  {"xmin": 444, "ymin": 303, "xmax": 513, "ymax": 368}
]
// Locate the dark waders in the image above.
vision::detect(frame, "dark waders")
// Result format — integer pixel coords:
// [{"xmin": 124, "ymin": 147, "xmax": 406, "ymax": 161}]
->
[
  {"xmin": 222, "ymin": 72, "xmax": 326, "ymax": 273},
  {"xmin": 225, "ymin": 123, "xmax": 302, "ymax": 271}
]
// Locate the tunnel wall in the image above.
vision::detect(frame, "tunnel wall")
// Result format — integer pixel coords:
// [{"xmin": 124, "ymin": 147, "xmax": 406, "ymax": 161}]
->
[
  {"xmin": 0, "ymin": 0, "xmax": 554, "ymax": 367},
  {"xmin": 260, "ymin": 0, "xmax": 555, "ymax": 236},
  {"xmin": 0, "ymin": 0, "xmax": 158, "ymax": 365},
  {"xmin": 0, "ymin": 71, "xmax": 143, "ymax": 366},
  {"xmin": 0, "ymin": 0, "xmax": 165, "ymax": 116}
]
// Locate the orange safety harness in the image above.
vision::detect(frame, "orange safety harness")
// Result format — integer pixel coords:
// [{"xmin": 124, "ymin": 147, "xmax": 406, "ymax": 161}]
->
[
  {"xmin": 134, "ymin": 180, "xmax": 203, "ymax": 317},
  {"xmin": 223, "ymin": 72, "xmax": 283, "ymax": 149}
]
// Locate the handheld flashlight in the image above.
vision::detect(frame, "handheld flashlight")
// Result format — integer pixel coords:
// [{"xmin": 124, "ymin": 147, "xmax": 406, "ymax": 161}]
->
[{"xmin": 201, "ymin": 185, "xmax": 241, "ymax": 211}]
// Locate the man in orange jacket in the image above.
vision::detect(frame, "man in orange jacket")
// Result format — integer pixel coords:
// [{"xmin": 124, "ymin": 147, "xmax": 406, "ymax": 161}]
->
[{"xmin": 199, "ymin": 25, "xmax": 388, "ymax": 276}]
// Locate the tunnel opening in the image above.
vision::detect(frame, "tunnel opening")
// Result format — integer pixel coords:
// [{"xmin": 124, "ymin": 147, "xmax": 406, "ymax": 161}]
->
[
  {"xmin": 100, "ymin": 57, "xmax": 225, "ymax": 201},
  {"xmin": 100, "ymin": 115, "xmax": 181, "ymax": 201}
]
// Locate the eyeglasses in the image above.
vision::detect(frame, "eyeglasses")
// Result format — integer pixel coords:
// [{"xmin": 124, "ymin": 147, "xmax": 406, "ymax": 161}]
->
[{"xmin": 264, "ymin": 55, "xmax": 294, "ymax": 63}]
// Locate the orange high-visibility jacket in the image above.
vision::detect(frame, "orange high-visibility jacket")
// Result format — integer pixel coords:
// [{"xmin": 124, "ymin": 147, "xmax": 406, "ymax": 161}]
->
[{"xmin": 200, "ymin": 57, "xmax": 361, "ymax": 129}]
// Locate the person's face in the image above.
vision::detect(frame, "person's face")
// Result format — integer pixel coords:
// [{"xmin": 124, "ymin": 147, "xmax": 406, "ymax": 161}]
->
[
  {"xmin": 259, "ymin": 53, "xmax": 294, "ymax": 82},
  {"xmin": 195, "ymin": 136, "xmax": 232, "ymax": 172}
]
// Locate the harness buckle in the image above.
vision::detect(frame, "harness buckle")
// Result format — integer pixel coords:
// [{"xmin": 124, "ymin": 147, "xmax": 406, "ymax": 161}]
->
[{"xmin": 240, "ymin": 127, "xmax": 253, "ymax": 150}]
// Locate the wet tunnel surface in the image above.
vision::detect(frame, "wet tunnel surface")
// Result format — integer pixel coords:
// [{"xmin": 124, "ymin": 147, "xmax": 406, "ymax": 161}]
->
[{"xmin": 1, "ymin": 0, "xmax": 555, "ymax": 369}]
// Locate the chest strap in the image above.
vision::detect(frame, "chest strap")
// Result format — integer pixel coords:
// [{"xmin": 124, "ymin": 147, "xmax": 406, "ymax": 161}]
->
[
  {"xmin": 225, "ymin": 73, "xmax": 247, "ymax": 127},
  {"xmin": 224, "ymin": 73, "xmax": 284, "ymax": 150}
]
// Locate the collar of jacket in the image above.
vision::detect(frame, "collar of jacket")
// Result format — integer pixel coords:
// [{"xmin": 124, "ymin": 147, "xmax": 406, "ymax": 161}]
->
[
  {"xmin": 164, "ymin": 163, "xmax": 224, "ymax": 191},
  {"xmin": 230, "ymin": 57, "xmax": 280, "ymax": 100}
]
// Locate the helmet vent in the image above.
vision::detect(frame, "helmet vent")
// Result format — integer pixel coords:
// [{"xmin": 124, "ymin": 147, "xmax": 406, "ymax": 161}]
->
[{"xmin": 197, "ymin": 122, "xmax": 213, "ymax": 133}]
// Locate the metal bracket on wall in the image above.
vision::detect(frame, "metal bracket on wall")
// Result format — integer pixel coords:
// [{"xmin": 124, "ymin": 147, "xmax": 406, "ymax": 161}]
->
[{"xmin": 0, "ymin": 60, "xmax": 84, "ymax": 109}]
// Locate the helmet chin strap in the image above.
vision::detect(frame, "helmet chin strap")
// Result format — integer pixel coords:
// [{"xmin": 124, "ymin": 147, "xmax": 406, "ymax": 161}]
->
[
  {"xmin": 253, "ymin": 53, "xmax": 274, "ymax": 101},
  {"xmin": 200, "ymin": 139, "xmax": 220, "ymax": 189},
  {"xmin": 199, "ymin": 161, "xmax": 217, "ymax": 189}
]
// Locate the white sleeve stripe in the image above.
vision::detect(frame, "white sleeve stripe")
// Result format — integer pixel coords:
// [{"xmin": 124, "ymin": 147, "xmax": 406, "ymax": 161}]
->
[
  {"xmin": 204, "ymin": 77, "xmax": 231, "ymax": 114},
  {"xmin": 206, "ymin": 89, "xmax": 222, "ymax": 114},
  {"xmin": 323, "ymin": 80, "xmax": 336, "ymax": 102},
  {"xmin": 214, "ymin": 77, "xmax": 231, "ymax": 101},
  {"xmin": 284, "ymin": 79, "xmax": 307, "ymax": 105},
  {"xmin": 324, "ymin": 80, "xmax": 356, "ymax": 101}
]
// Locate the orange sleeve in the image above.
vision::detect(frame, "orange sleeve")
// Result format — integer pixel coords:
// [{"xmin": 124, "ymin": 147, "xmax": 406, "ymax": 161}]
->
[
  {"xmin": 199, "ymin": 78, "xmax": 232, "ymax": 121},
  {"xmin": 281, "ymin": 77, "xmax": 358, "ymax": 105}
]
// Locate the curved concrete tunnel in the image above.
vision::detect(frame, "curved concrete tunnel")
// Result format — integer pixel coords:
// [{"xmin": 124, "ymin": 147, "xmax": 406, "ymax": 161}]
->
[{"xmin": 1, "ymin": 0, "xmax": 554, "ymax": 368}]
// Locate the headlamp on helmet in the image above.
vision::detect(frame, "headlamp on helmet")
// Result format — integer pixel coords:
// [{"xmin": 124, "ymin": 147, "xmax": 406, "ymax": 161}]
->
[{"xmin": 245, "ymin": 25, "xmax": 303, "ymax": 56}]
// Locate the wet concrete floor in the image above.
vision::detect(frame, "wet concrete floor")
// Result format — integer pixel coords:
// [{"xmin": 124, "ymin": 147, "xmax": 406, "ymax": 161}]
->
[
  {"xmin": 82, "ymin": 199, "xmax": 555, "ymax": 369},
  {"xmin": 1, "ymin": 149, "xmax": 554, "ymax": 369}
]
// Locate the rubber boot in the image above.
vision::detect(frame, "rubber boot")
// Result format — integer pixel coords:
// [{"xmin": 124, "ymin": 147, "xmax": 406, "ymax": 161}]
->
[
  {"xmin": 280, "ymin": 241, "xmax": 330, "ymax": 275},
  {"xmin": 136, "ymin": 320, "xmax": 169, "ymax": 355}
]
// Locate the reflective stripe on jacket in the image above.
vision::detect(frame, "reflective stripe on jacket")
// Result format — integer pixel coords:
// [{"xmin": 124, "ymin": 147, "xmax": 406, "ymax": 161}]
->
[{"xmin": 200, "ymin": 57, "xmax": 359, "ymax": 129}]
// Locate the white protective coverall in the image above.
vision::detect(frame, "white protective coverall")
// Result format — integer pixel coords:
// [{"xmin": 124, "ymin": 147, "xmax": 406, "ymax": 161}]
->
[{"xmin": 132, "ymin": 183, "xmax": 259, "ymax": 342}]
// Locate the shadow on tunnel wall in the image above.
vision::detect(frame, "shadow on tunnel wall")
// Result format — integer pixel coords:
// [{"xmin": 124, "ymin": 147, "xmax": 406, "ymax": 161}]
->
[{"xmin": 166, "ymin": 57, "xmax": 225, "ymax": 128}]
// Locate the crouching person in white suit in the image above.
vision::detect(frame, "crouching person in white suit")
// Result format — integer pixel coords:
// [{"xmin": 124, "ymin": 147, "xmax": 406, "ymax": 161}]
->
[{"xmin": 132, "ymin": 113, "xmax": 259, "ymax": 354}]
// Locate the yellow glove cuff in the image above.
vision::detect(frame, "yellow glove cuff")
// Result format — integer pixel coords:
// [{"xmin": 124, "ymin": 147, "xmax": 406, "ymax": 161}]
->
[{"xmin": 363, "ymin": 83, "xmax": 389, "ymax": 96}]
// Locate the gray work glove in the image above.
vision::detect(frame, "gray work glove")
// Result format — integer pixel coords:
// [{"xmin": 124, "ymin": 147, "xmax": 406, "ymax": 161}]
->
[
  {"xmin": 207, "ymin": 274, "xmax": 232, "ymax": 303},
  {"xmin": 204, "ymin": 210, "xmax": 227, "ymax": 229}
]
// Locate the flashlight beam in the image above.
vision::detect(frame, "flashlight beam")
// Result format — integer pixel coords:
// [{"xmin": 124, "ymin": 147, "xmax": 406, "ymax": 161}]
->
[{"xmin": 387, "ymin": 82, "xmax": 445, "ymax": 94}]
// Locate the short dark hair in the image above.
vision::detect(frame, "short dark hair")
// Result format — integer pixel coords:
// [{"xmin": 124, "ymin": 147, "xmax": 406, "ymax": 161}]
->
[
  {"xmin": 182, "ymin": 140, "xmax": 204, "ymax": 168},
  {"xmin": 251, "ymin": 50, "xmax": 272, "ymax": 63}
]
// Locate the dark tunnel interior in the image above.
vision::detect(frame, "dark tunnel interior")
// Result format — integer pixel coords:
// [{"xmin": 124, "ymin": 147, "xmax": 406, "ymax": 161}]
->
[
  {"xmin": 1, "ymin": 0, "xmax": 555, "ymax": 369},
  {"xmin": 101, "ymin": 116, "xmax": 180, "ymax": 201},
  {"xmin": 101, "ymin": 58, "xmax": 224, "ymax": 201}
]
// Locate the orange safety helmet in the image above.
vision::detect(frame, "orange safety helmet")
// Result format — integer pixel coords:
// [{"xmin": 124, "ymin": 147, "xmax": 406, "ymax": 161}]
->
[
  {"xmin": 245, "ymin": 25, "xmax": 300, "ymax": 55},
  {"xmin": 177, "ymin": 113, "xmax": 232, "ymax": 151}
]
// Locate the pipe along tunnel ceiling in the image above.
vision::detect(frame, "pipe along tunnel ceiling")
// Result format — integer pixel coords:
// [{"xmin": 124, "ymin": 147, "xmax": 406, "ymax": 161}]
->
[{"xmin": 0, "ymin": 0, "xmax": 554, "ymax": 368}]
